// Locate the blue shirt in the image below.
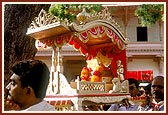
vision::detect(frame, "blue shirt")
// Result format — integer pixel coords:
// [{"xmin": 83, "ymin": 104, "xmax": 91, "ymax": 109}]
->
[{"xmin": 107, "ymin": 104, "xmax": 139, "ymax": 111}]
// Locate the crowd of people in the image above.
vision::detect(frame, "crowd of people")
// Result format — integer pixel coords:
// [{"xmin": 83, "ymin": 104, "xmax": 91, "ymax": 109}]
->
[
  {"xmin": 5, "ymin": 59, "xmax": 164, "ymax": 111},
  {"xmin": 108, "ymin": 76, "xmax": 164, "ymax": 111}
]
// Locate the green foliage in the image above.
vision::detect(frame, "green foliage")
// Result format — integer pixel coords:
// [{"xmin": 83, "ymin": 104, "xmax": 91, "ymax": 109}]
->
[
  {"xmin": 135, "ymin": 4, "xmax": 164, "ymax": 27},
  {"xmin": 49, "ymin": 4, "xmax": 102, "ymax": 22}
]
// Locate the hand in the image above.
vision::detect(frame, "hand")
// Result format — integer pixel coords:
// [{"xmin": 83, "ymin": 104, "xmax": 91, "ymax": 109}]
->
[{"xmin": 121, "ymin": 98, "xmax": 131, "ymax": 107}]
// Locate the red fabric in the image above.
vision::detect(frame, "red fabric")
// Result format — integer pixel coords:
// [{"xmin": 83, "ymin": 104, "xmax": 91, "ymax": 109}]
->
[
  {"xmin": 151, "ymin": 102, "xmax": 162, "ymax": 111},
  {"xmin": 110, "ymin": 50, "xmax": 127, "ymax": 79},
  {"xmin": 127, "ymin": 70, "xmax": 153, "ymax": 81}
]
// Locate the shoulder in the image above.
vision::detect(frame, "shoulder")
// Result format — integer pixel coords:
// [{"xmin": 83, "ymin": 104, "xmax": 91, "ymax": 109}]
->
[
  {"xmin": 25, "ymin": 100, "xmax": 56, "ymax": 111},
  {"xmin": 42, "ymin": 100, "xmax": 56, "ymax": 111},
  {"xmin": 159, "ymin": 104, "xmax": 164, "ymax": 111},
  {"xmin": 107, "ymin": 104, "xmax": 120, "ymax": 111}
]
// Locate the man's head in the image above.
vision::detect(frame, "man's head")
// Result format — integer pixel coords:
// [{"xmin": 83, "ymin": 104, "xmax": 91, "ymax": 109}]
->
[
  {"xmin": 144, "ymin": 83, "xmax": 152, "ymax": 96},
  {"xmin": 151, "ymin": 76, "xmax": 164, "ymax": 103},
  {"xmin": 127, "ymin": 78, "xmax": 140, "ymax": 97},
  {"xmin": 6, "ymin": 59, "xmax": 50, "ymax": 107}
]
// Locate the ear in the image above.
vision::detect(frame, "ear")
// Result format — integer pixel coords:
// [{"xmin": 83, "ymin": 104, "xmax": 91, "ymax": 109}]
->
[{"xmin": 26, "ymin": 86, "xmax": 34, "ymax": 94}]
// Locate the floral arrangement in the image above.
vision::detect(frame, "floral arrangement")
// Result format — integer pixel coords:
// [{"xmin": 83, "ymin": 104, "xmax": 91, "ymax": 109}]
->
[
  {"xmin": 80, "ymin": 67, "xmax": 91, "ymax": 82},
  {"xmin": 80, "ymin": 52, "xmax": 113, "ymax": 82}
]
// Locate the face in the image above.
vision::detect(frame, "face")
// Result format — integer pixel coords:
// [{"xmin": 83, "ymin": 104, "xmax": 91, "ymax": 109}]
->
[
  {"xmin": 129, "ymin": 83, "xmax": 138, "ymax": 97},
  {"xmin": 151, "ymin": 78, "xmax": 164, "ymax": 103},
  {"xmin": 6, "ymin": 74, "xmax": 28, "ymax": 106}
]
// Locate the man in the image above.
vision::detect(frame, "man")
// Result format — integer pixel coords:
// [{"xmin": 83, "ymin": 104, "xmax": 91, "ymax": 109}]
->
[
  {"xmin": 138, "ymin": 76, "xmax": 164, "ymax": 111},
  {"xmin": 151, "ymin": 76, "xmax": 164, "ymax": 111},
  {"xmin": 127, "ymin": 78, "xmax": 141, "ymax": 97},
  {"xmin": 5, "ymin": 59, "xmax": 55, "ymax": 111},
  {"xmin": 108, "ymin": 78, "xmax": 141, "ymax": 111},
  {"xmin": 144, "ymin": 83, "xmax": 152, "ymax": 96}
]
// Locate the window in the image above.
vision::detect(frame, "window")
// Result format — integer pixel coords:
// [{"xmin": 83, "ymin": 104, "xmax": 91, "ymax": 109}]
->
[{"xmin": 137, "ymin": 27, "xmax": 147, "ymax": 41}]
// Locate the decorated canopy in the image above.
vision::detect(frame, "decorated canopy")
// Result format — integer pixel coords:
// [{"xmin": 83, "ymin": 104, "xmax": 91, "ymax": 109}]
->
[{"xmin": 27, "ymin": 7, "xmax": 128, "ymax": 78}]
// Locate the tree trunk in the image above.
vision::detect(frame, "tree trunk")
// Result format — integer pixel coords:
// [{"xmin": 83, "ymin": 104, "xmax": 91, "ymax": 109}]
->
[{"xmin": 4, "ymin": 4, "xmax": 50, "ymax": 92}]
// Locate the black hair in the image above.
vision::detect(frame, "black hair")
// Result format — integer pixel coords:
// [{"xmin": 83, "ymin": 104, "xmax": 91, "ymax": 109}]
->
[
  {"xmin": 127, "ymin": 78, "xmax": 139, "ymax": 89},
  {"xmin": 153, "ymin": 75, "xmax": 164, "ymax": 81},
  {"xmin": 11, "ymin": 59, "xmax": 50, "ymax": 99},
  {"xmin": 144, "ymin": 83, "xmax": 152, "ymax": 96}
]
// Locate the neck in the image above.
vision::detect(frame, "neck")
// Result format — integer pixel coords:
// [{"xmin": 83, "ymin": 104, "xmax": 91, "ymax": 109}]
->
[
  {"xmin": 153, "ymin": 99, "xmax": 163, "ymax": 103},
  {"xmin": 20, "ymin": 98, "xmax": 42, "ymax": 110}
]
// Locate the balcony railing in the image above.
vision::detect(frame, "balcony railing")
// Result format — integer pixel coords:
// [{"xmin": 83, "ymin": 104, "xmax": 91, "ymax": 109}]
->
[{"xmin": 126, "ymin": 42, "xmax": 164, "ymax": 57}]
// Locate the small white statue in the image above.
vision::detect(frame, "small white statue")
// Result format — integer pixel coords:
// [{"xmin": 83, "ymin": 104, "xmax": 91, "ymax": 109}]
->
[
  {"xmin": 120, "ymin": 80, "xmax": 129, "ymax": 93},
  {"xmin": 109, "ymin": 60, "xmax": 129, "ymax": 94},
  {"xmin": 109, "ymin": 77, "xmax": 121, "ymax": 93},
  {"xmin": 109, "ymin": 78, "xmax": 129, "ymax": 93},
  {"xmin": 117, "ymin": 60, "xmax": 124, "ymax": 82}
]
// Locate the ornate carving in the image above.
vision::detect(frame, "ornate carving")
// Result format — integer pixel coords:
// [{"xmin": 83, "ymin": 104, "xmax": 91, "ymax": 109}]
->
[
  {"xmin": 76, "ymin": 8, "xmax": 90, "ymax": 24},
  {"xmin": 28, "ymin": 9, "xmax": 60, "ymax": 30},
  {"xmin": 84, "ymin": 7, "xmax": 121, "ymax": 31},
  {"xmin": 28, "ymin": 9, "xmax": 70, "ymax": 31},
  {"xmin": 70, "ymin": 7, "xmax": 126, "ymax": 43},
  {"xmin": 78, "ymin": 81, "xmax": 106, "ymax": 94}
]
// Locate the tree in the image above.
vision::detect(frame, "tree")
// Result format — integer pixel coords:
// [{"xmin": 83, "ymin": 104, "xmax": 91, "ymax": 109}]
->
[
  {"xmin": 4, "ymin": 4, "xmax": 51, "ymax": 97},
  {"xmin": 49, "ymin": 4, "xmax": 102, "ymax": 22},
  {"xmin": 135, "ymin": 4, "xmax": 164, "ymax": 27}
]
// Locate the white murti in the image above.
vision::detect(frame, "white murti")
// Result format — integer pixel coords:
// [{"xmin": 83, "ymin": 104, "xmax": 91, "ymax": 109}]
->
[
  {"xmin": 86, "ymin": 58, "xmax": 99, "ymax": 72},
  {"xmin": 117, "ymin": 60, "xmax": 125, "ymax": 81},
  {"xmin": 109, "ymin": 59, "xmax": 129, "ymax": 93},
  {"xmin": 109, "ymin": 78, "xmax": 129, "ymax": 93}
]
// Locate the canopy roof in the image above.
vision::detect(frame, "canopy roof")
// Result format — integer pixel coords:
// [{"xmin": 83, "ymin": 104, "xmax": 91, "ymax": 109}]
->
[{"xmin": 26, "ymin": 7, "xmax": 127, "ymax": 56}]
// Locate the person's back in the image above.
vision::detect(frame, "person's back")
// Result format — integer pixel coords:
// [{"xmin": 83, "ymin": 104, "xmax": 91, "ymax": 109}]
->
[{"xmin": 5, "ymin": 59, "xmax": 55, "ymax": 111}]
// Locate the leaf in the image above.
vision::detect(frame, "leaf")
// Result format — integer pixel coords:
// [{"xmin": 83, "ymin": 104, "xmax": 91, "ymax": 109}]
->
[
  {"xmin": 135, "ymin": 4, "xmax": 164, "ymax": 27},
  {"xmin": 49, "ymin": 4, "xmax": 102, "ymax": 23}
]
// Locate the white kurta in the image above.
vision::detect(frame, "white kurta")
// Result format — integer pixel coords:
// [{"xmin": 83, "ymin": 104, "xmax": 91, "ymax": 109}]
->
[{"xmin": 22, "ymin": 100, "xmax": 56, "ymax": 111}]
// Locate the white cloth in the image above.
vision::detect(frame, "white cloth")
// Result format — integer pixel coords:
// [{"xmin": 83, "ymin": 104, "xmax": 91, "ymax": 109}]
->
[
  {"xmin": 22, "ymin": 100, "xmax": 55, "ymax": 111},
  {"xmin": 107, "ymin": 104, "xmax": 139, "ymax": 111},
  {"xmin": 138, "ymin": 100, "xmax": 164, "ymax": 111},
  {"xmin": 137, "ymin": 105, "xmax": 152, "ymax": 111},
  {"xmin": 152, "ymin": 100, "xmax": 164, "ymax": 111}
]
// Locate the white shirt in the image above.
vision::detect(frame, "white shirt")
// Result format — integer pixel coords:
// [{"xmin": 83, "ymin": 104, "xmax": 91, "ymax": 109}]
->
[
  {"xmin": 152, "ymin": 100, "xmax": 164, "ymax": 111},
  {"xmin": 23, "ymin": 100, "xmax": 56, "ymax": 111}
]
